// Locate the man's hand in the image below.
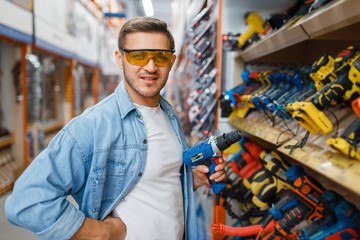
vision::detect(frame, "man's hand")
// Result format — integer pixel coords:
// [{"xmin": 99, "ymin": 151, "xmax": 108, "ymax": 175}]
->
[
  {"xmin": 192, "ymin": 157, "xmax": 227, "ymax": 190},
  {"xmin": 70, "ymin": 215, "xmax": 126, "ymax": 240},
  {"xmin": 102, "ymin": 215, "xmax": 127, "ymax": 240}
]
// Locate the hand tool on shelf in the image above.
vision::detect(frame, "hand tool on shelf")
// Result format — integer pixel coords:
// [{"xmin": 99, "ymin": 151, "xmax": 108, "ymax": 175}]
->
[
  {"xmin": 225, "ymin": 71, "xmax": 263, "ymax": 118},
  {"xmin": 288, "ymin": 46, "xmax": 360, "ymax": 135},
  {"xmin": 286, "ymin": 53, "xmax": 336, "ymax": 118},
  {"xmin": 229, "ymin": 138, "xmax": 264, "ymax": 180},
  {"xmin": 241, "ymin": 70, "xmax": 272, "ymax": 110},
  {"xmin": 266, "ymin": 68, "xmax": 305, "ymax": 119},
  {"xmin": 276, "ymin": 65, "xmax": 313, "ymax": 120},
  {"xmin": 220, "ymin": 70, "xmax": 259, "ymax": 117},
  {"xmin": 234, "ymin": 152, "xmax": 292, "ymax": 223},
  {"xmin": 326, "ymin": 118, "xmax": 360, "ymax": 160},
  {"xmin": 222, "ymin": 32, "xmax": 240, "ymax": 51},
  {"xmin": 251, "ymin": 70, "xmax": 286, "ymax": 111},
  {"xmin": 352, "ymin": 96, "xmax": 360, "ymax": 117},
  {"xmin": 188, "ymin": 81, "xmax": 217, "ymax": 125},
  {"xmin": 259, "ymin": 165, "xmax": 325, "ymax": 240},
  {"xmin": 238, "ymin": 12, "xmax": 271, "ymax": 49},
  {"xmin": 299, "ymin": 190, "xmax": 360, "ymax": 240}
]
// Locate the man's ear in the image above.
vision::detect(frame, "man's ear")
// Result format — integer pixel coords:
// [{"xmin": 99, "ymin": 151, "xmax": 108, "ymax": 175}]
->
[
  {"xmin": 115, "ymin": 50, "xmax": 124, "ymax": 70},
  {"xmin": 170, "ymin": 54, "xmax": 177, "ymax": 69}
]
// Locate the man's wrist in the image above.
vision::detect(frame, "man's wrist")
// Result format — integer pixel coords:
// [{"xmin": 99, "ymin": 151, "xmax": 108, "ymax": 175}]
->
[{"xmin": 70, "ymin": 217, "xmax": 109, "ymax": 240}]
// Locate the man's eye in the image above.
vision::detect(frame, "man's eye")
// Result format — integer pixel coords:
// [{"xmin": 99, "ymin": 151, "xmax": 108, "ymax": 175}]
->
[
  {"xmin": 132, "ymin": 52, "xmax": 147, "ymax": 59},
  {"xmin": 156, "ymin": 53, "xmax": 171, "ymax": 61}
]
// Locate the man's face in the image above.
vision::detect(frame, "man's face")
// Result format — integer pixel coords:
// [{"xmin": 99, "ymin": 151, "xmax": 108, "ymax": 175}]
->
[{"xmin": 115, "ymin": 32, "xmax": 176, "ymax": 107}]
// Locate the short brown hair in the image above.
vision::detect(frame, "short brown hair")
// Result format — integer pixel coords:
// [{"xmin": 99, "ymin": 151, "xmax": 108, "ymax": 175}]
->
[{"xmin": 118, "ymin": 17, "xmax": 175, "ymax": 50}]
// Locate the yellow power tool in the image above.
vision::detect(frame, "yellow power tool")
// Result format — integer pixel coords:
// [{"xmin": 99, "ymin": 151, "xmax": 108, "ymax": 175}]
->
[
  {"xmin": 326, "ymin": 118, "xmax": 360, "ymax": 160},
  {"xmin": 238, "ymin": 12, "xmax": 270, "ymax": 49},
  {"xmin": 289, "ymin": 46, "xmax": 360, "ymax": 135}
]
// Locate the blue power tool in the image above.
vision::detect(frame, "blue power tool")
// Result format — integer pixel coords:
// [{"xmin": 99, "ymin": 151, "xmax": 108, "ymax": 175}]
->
[
  {"xmin": 183, "ymin": 130, "xmax": 242, "ymax": 200},
  {"xmin": 299, "ymin": 190, "xmax": 360, "ymax": 240}
]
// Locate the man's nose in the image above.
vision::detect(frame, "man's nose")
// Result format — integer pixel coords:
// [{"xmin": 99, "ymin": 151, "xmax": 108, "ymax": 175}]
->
[{"xmin": 143, "ymin": 58, "xmax": 158, "ymax": 72}]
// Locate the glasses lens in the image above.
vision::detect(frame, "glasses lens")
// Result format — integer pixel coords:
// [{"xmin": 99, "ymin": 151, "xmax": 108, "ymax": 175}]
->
[
  {"xmin": 125, "ymin": 50, "xmax": 173, "ymax": 67},
  {"xmin": 126, "ymin": 51, "xmax": 150, "ymax": 66},
  {"xmin": 153, "ymin": 52, "xmax": 173, "ymax": 67}
]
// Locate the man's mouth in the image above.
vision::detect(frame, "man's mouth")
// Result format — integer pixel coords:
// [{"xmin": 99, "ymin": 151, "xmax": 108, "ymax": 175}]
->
[{"xmin": 141, "ymin": 76, "xmax": 158, "ymax": 81}]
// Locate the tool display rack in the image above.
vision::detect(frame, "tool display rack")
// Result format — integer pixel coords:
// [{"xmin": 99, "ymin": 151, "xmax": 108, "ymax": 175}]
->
[
  {"xmin": 222, "ymin": 0, "xmax": 360, "ymax": 209},
  {"xmin": 0, "ymin": 0, "xmax": 124, "ymax": 196}
]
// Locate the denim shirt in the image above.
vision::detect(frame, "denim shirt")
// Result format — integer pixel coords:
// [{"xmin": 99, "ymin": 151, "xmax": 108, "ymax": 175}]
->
[{"xmin": 5, "ymin": 80, "xmax": 198, "ymax": 240}]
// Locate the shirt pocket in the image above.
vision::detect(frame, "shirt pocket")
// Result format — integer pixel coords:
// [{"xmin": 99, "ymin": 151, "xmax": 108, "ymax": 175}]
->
[{"xmin": 91, "ymin": 149, "xmax": 126, "ymax": 213}]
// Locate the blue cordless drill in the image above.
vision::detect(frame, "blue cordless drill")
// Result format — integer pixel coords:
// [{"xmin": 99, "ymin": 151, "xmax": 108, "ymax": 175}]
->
[{"xmin": 183, "ymin": 130, "xmax": 242, "ymax": 203}]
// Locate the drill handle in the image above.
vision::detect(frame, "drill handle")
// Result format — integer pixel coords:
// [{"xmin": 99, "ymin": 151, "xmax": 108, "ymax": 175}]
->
[
  {"xmin": 300, "ymin": 211, "xmax": 337, "ymax": 238},
  {"xmin": 203, "ymin": 157, "xmax": 226, "ymax": 195},
  {"xmin": 342, "ymin": 118, "xmax": 360, "ymax": 143}
]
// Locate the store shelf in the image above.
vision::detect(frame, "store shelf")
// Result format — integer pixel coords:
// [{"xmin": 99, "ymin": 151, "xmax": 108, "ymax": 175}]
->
[
  {"xmin": 277, "ymin": 138, "xmax": 360, "ymax": 209},
  {"xmin": 40, "ymin": 121, "xmax": 64, "ymax": 134},
  {"xmin": 228, "ymin": 111, "xmax": 293, "ymax": 147},
  {"xmin": 0, "ymin": 161, "xmax": 19, "ymax": 196},
  {"xmin": 238, "ymin": 0, "xmax": 360, "ymax": 63},
  {"xmin": 229, "ymin": 114, "xmax": 360, "ymax": 209},
  {"xmin": 0, "ymin": 135, "xmax": 15, "ymax": 149},
  {"xmin": 301, "ymin": 0, "xmax": 360, "ymax": 39},
  {"xmin": 240, "ymin": 20, "xmax": 309, "ymax": 62}
]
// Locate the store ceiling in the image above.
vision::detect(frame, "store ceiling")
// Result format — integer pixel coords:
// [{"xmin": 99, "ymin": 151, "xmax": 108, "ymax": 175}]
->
[
  {"xmin": 121, "ymin": 0, "xmax": 173, "ymax": 26},
  {"xmin": 121, "ymin": 0, "xmax": 297, "ymax": 31},
  {"xmin": 225, "ymin": 0, "xmax": 296, "ymax": 11}
]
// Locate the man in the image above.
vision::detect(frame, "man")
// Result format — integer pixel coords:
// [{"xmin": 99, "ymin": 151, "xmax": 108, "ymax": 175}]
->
[{"xmin": 5, "ymin": 17, "xmax": 226, "ymax": 240}]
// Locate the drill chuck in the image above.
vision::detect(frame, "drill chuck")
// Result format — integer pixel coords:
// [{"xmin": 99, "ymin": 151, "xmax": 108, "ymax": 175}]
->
[{"xmin": 214, "ymin": 130, "xmax": 242, "ymax": 151}]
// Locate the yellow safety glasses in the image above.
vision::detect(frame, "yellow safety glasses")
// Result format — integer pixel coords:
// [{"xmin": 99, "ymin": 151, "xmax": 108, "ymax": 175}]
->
[{"xmin": 119, "ymin": 46, "xmax": 175, "ymax": 67}]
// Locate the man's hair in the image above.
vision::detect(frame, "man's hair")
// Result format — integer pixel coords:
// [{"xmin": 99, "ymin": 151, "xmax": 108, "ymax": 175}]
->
[{"xmin": 118, "ymin": 17, "xmax": 175, "ymax": 50}]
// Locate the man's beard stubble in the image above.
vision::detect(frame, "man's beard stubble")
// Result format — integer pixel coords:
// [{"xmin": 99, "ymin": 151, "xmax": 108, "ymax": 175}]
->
[{"xmin": 123, "ymin": 68, "xmax": 167, "ymax": 98}]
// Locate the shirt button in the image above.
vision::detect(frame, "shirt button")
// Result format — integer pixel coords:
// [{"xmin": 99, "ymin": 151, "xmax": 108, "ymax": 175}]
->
[
  {"xmin": 136, "ymin": 114, "xmax": 141, "ymax": 118},
  {"xmin": 143, "ymin": 139, "xmax": 147, "ymax": 144},
  {"xmin": 138, "ymin": 172, "xmax": 143, "ymax": 177}
]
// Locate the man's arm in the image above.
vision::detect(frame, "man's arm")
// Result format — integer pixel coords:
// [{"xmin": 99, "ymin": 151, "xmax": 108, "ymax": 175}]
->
[
  {"xmin": 192, "ymin": 157, "xmax": 227, "ymax": 190},
  {"xmin": 70, "ymin": 216, "xmax": 126, "ymax": 240},
  {"xmin": 5, "ymin": 129, "xmax": 91, "ymax": 239}
]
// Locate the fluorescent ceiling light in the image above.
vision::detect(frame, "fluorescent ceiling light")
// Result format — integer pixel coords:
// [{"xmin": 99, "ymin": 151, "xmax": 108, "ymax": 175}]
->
[{"xmin": 142, "ymin": 0, "xmax": 154, "ymax": 17}]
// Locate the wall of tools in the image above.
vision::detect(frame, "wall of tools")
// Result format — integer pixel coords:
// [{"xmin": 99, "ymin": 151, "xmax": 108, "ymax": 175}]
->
[{"xmin": 215, "ymin": 0, "xmax": 360, "ymax": 239}]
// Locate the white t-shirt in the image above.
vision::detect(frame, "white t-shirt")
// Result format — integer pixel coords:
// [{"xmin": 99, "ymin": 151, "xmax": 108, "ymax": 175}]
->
[{"xmin": 113, "ymin": 104, "xmax": 184, "ymax": 240}]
